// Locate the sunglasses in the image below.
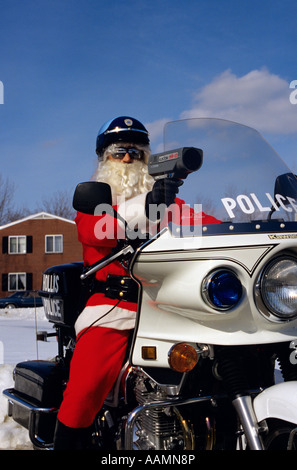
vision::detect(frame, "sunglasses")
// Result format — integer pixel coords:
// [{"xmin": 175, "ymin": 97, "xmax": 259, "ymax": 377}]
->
[{"xmin": 109, "ymin": 147, "xmax": 143, "ymax": 160}]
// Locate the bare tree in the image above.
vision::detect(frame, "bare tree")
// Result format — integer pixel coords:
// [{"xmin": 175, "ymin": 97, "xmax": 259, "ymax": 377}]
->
[
  {"xmin": 0, "ymin": 174, "xmax": 30, "ymax": 225},
  {"xmin": 37, "ymin": 189, "xmax": 76, "ymax": 220}
]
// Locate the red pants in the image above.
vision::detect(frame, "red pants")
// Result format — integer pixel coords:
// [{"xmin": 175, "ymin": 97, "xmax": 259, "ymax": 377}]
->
[{"xmin": 57, "ymin": 326, "xmax": 130, "ymax": 428}]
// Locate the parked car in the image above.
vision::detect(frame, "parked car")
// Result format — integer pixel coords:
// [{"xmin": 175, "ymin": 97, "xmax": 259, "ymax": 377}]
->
[{"xmin": 0, "ymin": 291, "xmax": 43, "ymax": 309}]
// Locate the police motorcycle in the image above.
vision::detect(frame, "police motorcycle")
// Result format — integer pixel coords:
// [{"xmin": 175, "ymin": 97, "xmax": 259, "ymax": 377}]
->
[{"xmin": 4, "ymin": 117, "xmax": 297, "ymax": 451}]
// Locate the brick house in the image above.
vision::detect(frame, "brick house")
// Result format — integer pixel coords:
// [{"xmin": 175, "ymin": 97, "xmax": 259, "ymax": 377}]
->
[{"xmin": 0, "ymin": 212, "xmax": 83, "ymax": 297}]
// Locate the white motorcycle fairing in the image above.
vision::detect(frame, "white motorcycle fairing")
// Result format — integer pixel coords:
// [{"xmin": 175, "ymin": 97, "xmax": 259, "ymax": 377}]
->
[{"xmin": 131, "ymin": 228, "xmax": 297, "ymax": 368}]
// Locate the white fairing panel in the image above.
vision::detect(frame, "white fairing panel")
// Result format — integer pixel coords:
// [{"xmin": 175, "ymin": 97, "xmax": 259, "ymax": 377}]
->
[{"xmin": 131, "ymin": 229, "xmax": 297, "ymax": 367}]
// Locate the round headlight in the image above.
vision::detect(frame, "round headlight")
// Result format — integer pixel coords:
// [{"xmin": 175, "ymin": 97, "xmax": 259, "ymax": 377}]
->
[
  {"xmin": 258, "ymin": 256, "xmax": 297, "ymax": 321},
  {"xmin": 202, "ymin": 269, "xmax": 242, "ymax": 311}
]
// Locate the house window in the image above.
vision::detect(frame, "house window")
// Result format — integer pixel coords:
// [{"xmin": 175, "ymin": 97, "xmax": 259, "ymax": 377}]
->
[
  {"xmin": 45, "ymin": 235, "xmax": 63, "ymax": 253},
  {"xmin": 2, "ymin": 236, "xmax": 32, "ymax": 254},
  {"xmin": 2, "ymin": 273, "xmax": 32, "ymax": 292},
  {"xmin": 9, "ymin": 236, "xmax": 26, "ymax": 254},
  {"xmin": 8, "ymin": 273, "xmax": 26, "ymax": 291}
]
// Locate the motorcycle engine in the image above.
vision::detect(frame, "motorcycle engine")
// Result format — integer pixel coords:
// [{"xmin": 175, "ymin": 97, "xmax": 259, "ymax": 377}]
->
[{"xmin": 132, "ymin": 370, "xmax": 194, "ymax": 450}]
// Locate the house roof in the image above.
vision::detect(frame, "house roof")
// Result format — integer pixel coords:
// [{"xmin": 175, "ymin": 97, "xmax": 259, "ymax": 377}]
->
[{"xmin": 0, "ymin": 212, "xmax": 76, "ymax": 230}]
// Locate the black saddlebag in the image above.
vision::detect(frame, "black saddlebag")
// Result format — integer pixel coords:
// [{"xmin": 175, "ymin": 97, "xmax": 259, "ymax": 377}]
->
[{"xmin": 9, "ymin": 360, "xmax": 68, "ymax": 446}]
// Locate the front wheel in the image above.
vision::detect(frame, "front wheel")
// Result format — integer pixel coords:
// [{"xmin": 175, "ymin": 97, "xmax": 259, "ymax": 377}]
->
[{"xmin": 263, "ymin": 419, "xmax": 297, "ymax": 450}]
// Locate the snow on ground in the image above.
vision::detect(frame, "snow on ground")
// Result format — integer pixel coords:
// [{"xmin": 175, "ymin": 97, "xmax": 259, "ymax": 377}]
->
[
  {"xmin": 0, "ymin": 364, "xmax": 33, "ymax": 450},
  {"xmin": 0, "ymin": 306, "xmax": 58, "ymax": 450}
]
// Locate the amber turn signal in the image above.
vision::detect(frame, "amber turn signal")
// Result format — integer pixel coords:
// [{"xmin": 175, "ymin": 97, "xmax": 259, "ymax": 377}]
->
[
  {"xmin": 142, "ymin": 346, "xmax": 157, "ymax": 360},
  {"xmin": 168, "ymin": 342, "xmax": 198, "ymax": 373}
]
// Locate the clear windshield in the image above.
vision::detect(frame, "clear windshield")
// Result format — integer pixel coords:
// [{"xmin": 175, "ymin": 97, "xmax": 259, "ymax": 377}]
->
[{"xmin": 162, "ymin": 118, "xmax": 297, "ymax": 236}]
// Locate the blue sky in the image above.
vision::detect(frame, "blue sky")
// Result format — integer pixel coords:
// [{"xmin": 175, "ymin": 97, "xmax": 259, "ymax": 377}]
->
[{"xmin": 0, "ymin": 0, "xmax": 297, "ymax": 212}]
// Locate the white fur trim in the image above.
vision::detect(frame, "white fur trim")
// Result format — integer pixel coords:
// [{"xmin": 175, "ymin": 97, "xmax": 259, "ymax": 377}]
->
[
  {"xmin": 117, "ymin": 193, "xmax": 158, "ymax": 236},
  {"xmin": 74, "ymin": 304, "xmax": 136, "ymax": 335},
  {"xmin": 117, "ymin": 193, "xmax": 147, "ymax": 232}
]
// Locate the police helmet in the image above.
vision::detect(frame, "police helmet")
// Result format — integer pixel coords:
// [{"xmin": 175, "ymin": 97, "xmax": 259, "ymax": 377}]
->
[{"xmin": 96, "ymin": 116, "xmax": 150, "ymax": 157}]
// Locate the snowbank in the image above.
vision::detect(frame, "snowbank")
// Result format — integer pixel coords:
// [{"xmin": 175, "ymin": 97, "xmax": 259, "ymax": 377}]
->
[
  {"xmin": 0, "ymin": 305, "xmax": 47, "ymax": 322},
  {"xmin": 0, "ymin": 307, "xmax": 53, "ymax": 450},
  {"xmin": 0, "ymin": 364, "xmax": 33, "ymax": 450}
]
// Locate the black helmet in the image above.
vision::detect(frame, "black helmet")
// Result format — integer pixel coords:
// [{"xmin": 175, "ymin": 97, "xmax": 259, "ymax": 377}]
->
[{"xmin": 96, "ymin": 116, "xmax": 150, "ymax": 156}]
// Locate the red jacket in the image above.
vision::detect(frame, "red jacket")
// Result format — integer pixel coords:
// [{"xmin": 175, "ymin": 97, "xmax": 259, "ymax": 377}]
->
[{"xmin": 75, "ymin": 208, "xmax": 138, "ymax": 312}]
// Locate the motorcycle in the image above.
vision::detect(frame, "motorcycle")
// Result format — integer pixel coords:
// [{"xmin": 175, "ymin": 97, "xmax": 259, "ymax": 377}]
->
[{"xmin": 3, "ymin": 117, "xmax": 297, "ymax": 451}]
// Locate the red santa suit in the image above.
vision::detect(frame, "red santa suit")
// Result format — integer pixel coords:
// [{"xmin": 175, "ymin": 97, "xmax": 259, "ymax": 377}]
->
[{"xmin": 57, "ymin": 194, "xmax": 220, "ymax": 428}]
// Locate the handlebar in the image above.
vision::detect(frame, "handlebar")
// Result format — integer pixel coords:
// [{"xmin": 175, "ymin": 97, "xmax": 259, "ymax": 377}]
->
[{"xmin": 80, "ymin": 244, "xmax": 135, "ymax": 280}]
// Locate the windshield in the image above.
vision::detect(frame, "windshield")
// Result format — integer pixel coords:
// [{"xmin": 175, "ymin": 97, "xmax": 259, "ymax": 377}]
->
[{"xmin": 161, "ymin": 118, "xmax": 297, "ymax": 236}]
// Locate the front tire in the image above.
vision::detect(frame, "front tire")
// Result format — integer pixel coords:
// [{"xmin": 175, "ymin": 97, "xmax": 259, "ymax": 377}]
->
[{"xmin": 263, "ymin": 419, "xmax": 297, "ymax": 450}]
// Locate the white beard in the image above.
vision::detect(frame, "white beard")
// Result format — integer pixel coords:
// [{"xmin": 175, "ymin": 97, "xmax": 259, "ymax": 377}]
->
[{"xmin": 91, "ymin": 159, "xmax": 154, "ymax": 204}]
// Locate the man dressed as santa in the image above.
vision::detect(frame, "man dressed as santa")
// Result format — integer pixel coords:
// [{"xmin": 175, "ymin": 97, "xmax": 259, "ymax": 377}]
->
[{"xmin": 53, "ymin": 116, "xmax": 219, "ymax": 449}]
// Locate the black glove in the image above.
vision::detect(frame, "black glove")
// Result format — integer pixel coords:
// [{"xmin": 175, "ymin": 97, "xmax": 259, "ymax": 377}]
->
[{"xmin": 145, "ymin": 178, "xmax": 182, "ymax": 220}]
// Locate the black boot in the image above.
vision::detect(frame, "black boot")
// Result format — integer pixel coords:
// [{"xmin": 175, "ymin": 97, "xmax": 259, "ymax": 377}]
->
[{"xmin": 53, "ymin": 419, "xmax": 94, "ymax": 450}]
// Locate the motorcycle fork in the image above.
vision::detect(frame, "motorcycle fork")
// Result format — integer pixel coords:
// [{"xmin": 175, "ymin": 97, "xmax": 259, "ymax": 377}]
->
[
  {"xmin": 232, "ymin": 395, "xmax": 264, "ymax": 450},
  {"xmin": 217, "ymin": 346, "xmax": 264, "ymax": 450}
]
